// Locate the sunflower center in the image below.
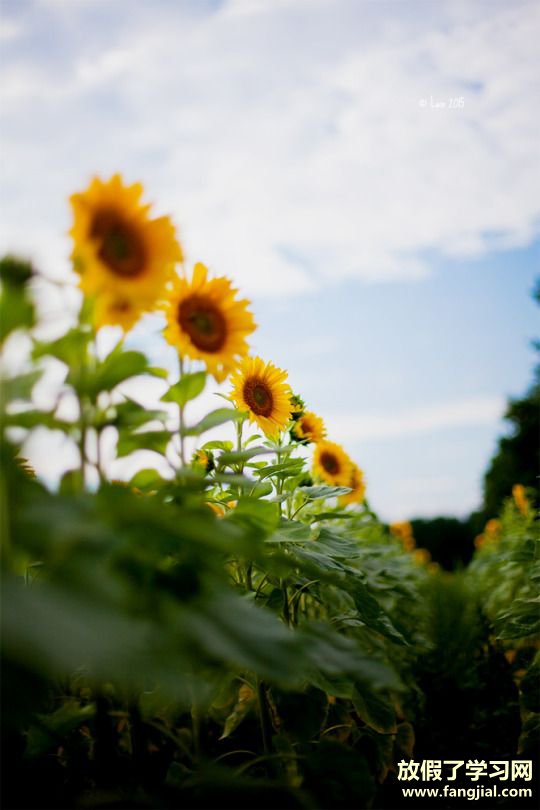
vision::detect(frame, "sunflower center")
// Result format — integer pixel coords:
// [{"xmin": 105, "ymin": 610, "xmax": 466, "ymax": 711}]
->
[
  {"xmin": 320, "ymin": 451, "xmax": 340, "ymax": 475},
  {"xmin": 91, "ymin": 209, "xmax": 146, "ymax": 277},
  {"xmin": 243, "ymin": 377, "xmax": 274, "ymax": 417},
  {"xmin": 178, "ymin": 295, "xmax": 227, "ymax": 352}
]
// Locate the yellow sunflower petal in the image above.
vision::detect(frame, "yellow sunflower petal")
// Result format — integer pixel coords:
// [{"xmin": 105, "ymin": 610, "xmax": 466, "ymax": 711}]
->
[{"xmin": 339, "ymin": 463, "xmax": 366, "ymax": 506}]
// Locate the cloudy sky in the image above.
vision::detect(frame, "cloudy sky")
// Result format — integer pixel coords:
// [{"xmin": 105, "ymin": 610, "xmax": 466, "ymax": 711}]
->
[{"xmin": 1, "ymin": 0, "xmax": 539, "ymax": 520}]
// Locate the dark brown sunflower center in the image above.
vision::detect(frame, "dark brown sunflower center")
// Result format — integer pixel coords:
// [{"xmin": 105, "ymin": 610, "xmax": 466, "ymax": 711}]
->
[
  {"xmin": 320, "ymin": 451, "xmax": 340, "ymax": 475},
  {"xmin": 178, "ymin": 295, "xmax": 227, "ymax": 352},
  {"xmin": 91, "ymin": 209, "xmax": 146, "ymax": 277},
  {"xmin": 243, "ymin": 377, "xmax": 274, "ymax": 417},
  {"xmin": 301, "ymin": 418, "xmax": 313, "ymax": 435}
]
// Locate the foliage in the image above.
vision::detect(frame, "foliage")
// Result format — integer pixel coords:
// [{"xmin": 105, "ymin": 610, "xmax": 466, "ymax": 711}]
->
[
  {"xmin": 1, "ymin": 181, "xmax": 538, "ymax": 808},
  {"xmin": 0, "ymin": 248, "xmax": 433, "ymax": 808}
]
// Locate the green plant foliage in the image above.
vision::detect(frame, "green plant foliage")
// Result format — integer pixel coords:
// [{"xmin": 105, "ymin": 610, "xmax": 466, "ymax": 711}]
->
[{"xmin": 1, "ymin": 251, "xmax": 538, "ymax": 809}]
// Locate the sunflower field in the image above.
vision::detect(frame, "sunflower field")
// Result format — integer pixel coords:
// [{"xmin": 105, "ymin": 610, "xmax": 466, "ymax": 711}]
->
[{"xmin": 1, "ymin": 177, "xmax": 538, "ymax": 810}]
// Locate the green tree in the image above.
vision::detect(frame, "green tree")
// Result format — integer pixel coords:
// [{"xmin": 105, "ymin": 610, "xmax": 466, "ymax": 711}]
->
[{"xmin": 481, "ymin": 381, "xmax": 539, "ymax": 519}]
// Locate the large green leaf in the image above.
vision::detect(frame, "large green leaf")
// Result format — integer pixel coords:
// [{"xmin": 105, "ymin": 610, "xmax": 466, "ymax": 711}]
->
[
  {"xmin": 182, "ymin": 408, "xmax": 243, "ymax": 436},
  {"xmin": 87, "ymin": 346, "xmax": 149, "ymax": 395},
  {"xmin": 161, "ymin": 371, "xmax": 207, "ymax": 407},
  {"xmin": 116, "ymin": 429, "xmax": 171, "ymax": 458}
]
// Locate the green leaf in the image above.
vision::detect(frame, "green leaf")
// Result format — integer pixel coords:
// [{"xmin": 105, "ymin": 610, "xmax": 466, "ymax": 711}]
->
[
  {"xmin": 3, "ymin": 409, "xmax": 73, "ymax": 432},
  {"xmin": 268, "ymin": 520, "xmax": 312, "ymax": 544},
  {"xmin": 25, "ymin": 701, "xmax": 96, "ymax": 758},
  {"xmin": 0, "ymin": 284, "xmax": 35, "ymax": 343},
  {"xmin": 353, "ymin": 688, "xmax": 397, "ymax": 733},
  {"xmin": 147, "ymin": 366, "xmax": 169, "ymax": 379},
  {"xmin": 116, "ymin": 429, "xmax": 171, "ymax": 458},
  {"xmin": 33, "ymin": 328, "xmax": 91, "ymax": 368},
  {"xmin": 347, "ymin": 579, "xmax": 408, "ymax": 646},
  {"xmin": 182, "ymin": 408, "xmax": 243, "ymax": 436},
  {"xmin": 88, "ymin": 347, "xmax": 149, "ymax": 395},
  {"xmin": 201, "ymin": 440, "xmax": 234, "ymax": 452},
  {"xmin": 0, "ymin": 371, "xmax": 42, "ymax": 405},
  {"xmin": 218, "ymin": 446, "xmax": 273, "ymax": 465},
  {"xmin": 161, "ymin": 372, "xmax": 207, "ymax": 407},
  {"xmin": 129, "ymin": 468, "xmax": 165, "ymax": 490},
  {"xmin": 250, "ymin": 481, "xmax": 274, "ymax": 499},
  {"xmin": 299, "ymin": 485, "xmax": 352, "ymax": 500},
  {"xmin": 111, "ymin": 398, "xmax": 168, "ymax": 429},
  {"xmin": 255, "ymin": 458, "xmax": 305, "ymax": 481},
  {"xmin": 229, "ymin": 498, "xmax": 280, "ymax": 535}
]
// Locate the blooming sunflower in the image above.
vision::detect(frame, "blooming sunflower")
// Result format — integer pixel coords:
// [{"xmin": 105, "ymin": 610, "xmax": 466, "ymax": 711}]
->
[
  {"xmin": 229, "ymin": 356, "xmax": 292, "ymax": 438},
  {"xmin": 291, "ymin": 411, "xmax": 326, "ymax": 444},
  {"xmin": 312, "ymin": 440, "xmax": 353, "ymax": 487},
  {"xmin": 70, "ymin": 174, "xmax": 182, "ymax": 329},
  {"xmin": 164, "ymin": 263, "xmax": 256, "ymax": 382},
  {"xmin": 339, "ymin": 463, "xmax": 366, "ymax": 506}
]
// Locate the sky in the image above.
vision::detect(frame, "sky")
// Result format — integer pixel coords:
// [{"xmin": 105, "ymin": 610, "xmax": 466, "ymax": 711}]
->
[{"xmin": 1, "ymin": 0, "xmax": 539, "ymax": 520}]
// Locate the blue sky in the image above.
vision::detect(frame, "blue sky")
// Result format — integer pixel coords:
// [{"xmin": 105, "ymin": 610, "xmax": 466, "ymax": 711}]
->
[{"xmin": 1, "ymin": 0, "xmax": 539, "ymax": 519}]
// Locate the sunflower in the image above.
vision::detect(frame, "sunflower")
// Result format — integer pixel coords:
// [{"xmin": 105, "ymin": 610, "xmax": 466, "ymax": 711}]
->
[
  {"xmin": 164, "ymin": 263, "xmax": 256, "ymax": 382},
  {"xmin": 290, "ymin": 393, "xmax": 306, "ymax": 420},
  {"xmin": 229, "ymin": 356, "xmax": 292, "ymax": 437},
  {"xmin": 291, "ymin": 411, "xmax": 326, "ymax": 444},
  {"xmin": 390, "ymin": 521, "xmax": 415, "ymax": 551},
  {"xmin": 192, "ymin": 449, "xmax": 215, "ymax": 474},
  {"xmin": 312, "ymin": 440, "xmax": 353, "ymax": 487},
  {"xmin": 93, "ymin": 291, "xmax": 145, "ymax": 332},
  {"xmin": 70, "ymin": 174, "xmax": 182, "ymax": 329},
  {"xmin": 339, "ymin": 463, "xmax": 366, "ymax": 506}
]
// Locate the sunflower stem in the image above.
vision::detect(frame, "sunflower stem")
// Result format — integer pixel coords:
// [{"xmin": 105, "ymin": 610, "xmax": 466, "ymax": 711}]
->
[
  {"xmin": 256, "ymin": 678, "xmax": 272, "ymax": 756},
  {"xmin": 178, "ymin": 355, "xmax": 187, "ymax": 467}
]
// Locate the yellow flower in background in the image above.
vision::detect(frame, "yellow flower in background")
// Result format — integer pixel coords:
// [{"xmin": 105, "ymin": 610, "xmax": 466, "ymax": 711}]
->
[
  {"xmin": 512, "ymin": 484, "xmax": 529, "ymax": 515},
  {"xmin": 312, "ymin": 440, "xmax": 353, "ymax": 487},
  {"xmin": 164, "ymin": 263, "xmax": 256, "ymax": 382},
  {"xmin": 93, "ymin": 292, "xmax": 144, "ymax": 332},
  {"xmin": 474, "ymin": 533, "xmax": 485, "ymax": 549},
  {"xmin": 70, "ymin": 174, "xmax": 182, "ymax": 329},
  {"xmin": 484, "ymin": 518, "xmax": 501, "ymax": 540},
  {"xmin": 413, "ymin": 548, "xmax": 431, "ymax": 566},
  {"xmin": 290, "ymin": 393, "xmax": 306, "ymax": 419},
  {"xmin": 390, "ymin": 521, "xmax": 416, "ymax": 551},
  {"xmin": 192, "ymin": 449, "xmax": 214, "ymax": 474},
  {"xmin": 230, "ymin": 356, "xmax": 292, "ymax": 437},
  {"xmin": 291, "ymin": 411, "xmax": 326, "ymax": 444},
  {"xmin": 206, "ymin": 502, "xmax": 226, "ymax": 518},
  {"xmin": 339, "ymin": 463, "xmax": 366, "ymax": 506}
]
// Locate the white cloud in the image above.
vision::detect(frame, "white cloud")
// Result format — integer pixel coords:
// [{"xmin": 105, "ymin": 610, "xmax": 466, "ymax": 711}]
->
[
  {"xmin": 326, "ymin": 395, "xmax": 506, "ymax": 443},
  {"xmin": 0, "ymin": 0, "xmax": 539, "ymax": 296}
]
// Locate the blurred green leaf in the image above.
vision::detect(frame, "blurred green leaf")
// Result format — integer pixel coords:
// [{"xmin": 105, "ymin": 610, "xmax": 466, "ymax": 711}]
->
[
  {"xmin": 255, "ymin": 458, "xmax": 305, "ymax": 481},
  {"xmin": 116, "ymin": 429, "xmax": 171, "ymax": 458},
  {"xmin": 182, "ymin": 408, "xmax": 243, "ymax": 436},
  {"xmin": 161, "ymin": 371, "xmax": 207, "ymax": 407},
  {"xmin": 87, "ymin": 346, "xmax": 149, "ymax": 395},
  {"xmin": 25, "ymin": 701, "xmax": 95, "ymax": 758},
  {"xmin": 0, "ymin": 284, "xmax": 35, "ymax": 343},
  {"xmin": 299, "ymin": 485, "xmax": 352, "ymax": 500}
]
